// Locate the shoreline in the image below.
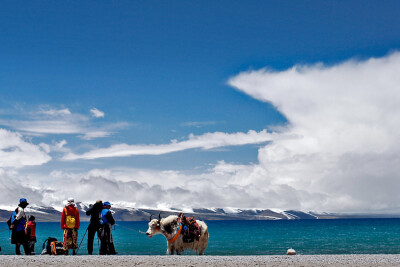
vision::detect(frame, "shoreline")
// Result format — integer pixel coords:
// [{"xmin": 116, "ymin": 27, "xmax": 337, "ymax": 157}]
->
[{"xmin": 1, "ymin": 255, "xmax": 400, "ymax": 266}]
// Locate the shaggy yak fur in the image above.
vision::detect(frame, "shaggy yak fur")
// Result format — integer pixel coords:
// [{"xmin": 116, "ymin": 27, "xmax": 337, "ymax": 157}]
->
[{"xmin": 146, "ymin": 215, "xmax": 209, "ymax": 255}]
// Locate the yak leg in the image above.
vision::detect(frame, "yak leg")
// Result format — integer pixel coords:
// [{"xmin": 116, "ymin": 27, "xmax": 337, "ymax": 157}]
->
[
  {"xmin": 199, "ymin": 245, "xmax": 206, "ymax": 255},
  {"xmin": 167, "ymin": 243, "xmax": 174, "ymax": 255}
]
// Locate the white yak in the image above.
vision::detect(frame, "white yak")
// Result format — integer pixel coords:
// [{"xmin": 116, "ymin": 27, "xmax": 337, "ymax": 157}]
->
[{"xmin": 146, "ymin": 214, "xmax": 209, "ymax": 255}]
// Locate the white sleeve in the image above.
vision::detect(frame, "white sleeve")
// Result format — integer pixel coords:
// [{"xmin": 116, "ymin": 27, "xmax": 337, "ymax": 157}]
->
[{"xmin": 15, "ymin": 207, "xmax": 24, "ymax": 220}]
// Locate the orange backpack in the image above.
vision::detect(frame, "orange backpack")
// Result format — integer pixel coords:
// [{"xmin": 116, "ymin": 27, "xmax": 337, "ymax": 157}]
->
[{"xmin": 50, "ymin": 241, "xmax": 66, "ymax": 255}]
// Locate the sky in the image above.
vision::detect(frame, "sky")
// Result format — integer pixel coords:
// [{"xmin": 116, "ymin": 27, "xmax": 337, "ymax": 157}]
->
[{"xmin": 1, "ymin": 1, "xmax": 400, "ymax": 213}]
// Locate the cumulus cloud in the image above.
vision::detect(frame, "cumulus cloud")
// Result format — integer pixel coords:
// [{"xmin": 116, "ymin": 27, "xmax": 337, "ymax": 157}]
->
[
  {"xmin": 0, "ymin": 129, "xmax": 51, "ymax": 168},
  {"xmin": 226, "ymin": 52, "xmax": 400, "ymax": 212},
  {"xmin": 62, "ymin": 130, "xmax": 274, "ymax": 160},
  {"xmin": 90, "ymin": 108, "xmax": 105, "ymax": 118}
]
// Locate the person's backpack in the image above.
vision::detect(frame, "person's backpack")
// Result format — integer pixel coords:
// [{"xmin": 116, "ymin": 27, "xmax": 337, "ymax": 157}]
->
[
  {"xmin": 50, "ymin": 241, "xmax": 66, "ymax": 255},
  {"xmin": 41, "ymin": 237, "xmax": 58, "ymax": 255},
  {"xmin": 65, "ymin": 208, "xmax": 76, "ymax": 229}
]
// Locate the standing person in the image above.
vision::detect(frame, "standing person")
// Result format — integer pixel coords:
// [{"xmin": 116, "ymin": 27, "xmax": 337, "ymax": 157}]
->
[
  {"xmin": 85, "ymin": 200, "xmax": 103, "ymax": 255},
  {"xmin": 99, "ymin": 201, "xmax": 117, "ymax": 255},
  {"xmin": 25, "ymin": 215, "xmax": 37, "ymax": 255},
  {"xmin": 11, "ymin": 198, "xmax": 29, "ymax": 255},
  {"xmin": 61, "ymin": 197, "xmax": 80, "ymax": 255}
]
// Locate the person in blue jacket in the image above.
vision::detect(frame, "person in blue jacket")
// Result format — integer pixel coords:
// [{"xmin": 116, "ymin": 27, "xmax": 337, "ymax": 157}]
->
[
  {"xmin": 99, "ymin": 201, "xmax": 117, "ymax": 255},
  {"xmin": 11, "ymin": 198, "xmax": 29, "ymax": 255}
]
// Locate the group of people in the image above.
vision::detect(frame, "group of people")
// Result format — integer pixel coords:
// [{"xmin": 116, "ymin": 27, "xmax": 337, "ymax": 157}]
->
[
  {"xmin": 8, "ymin": 198, "xmax": 36, "ymax": 255},
  {"xmin": 8, "ymin": 198, "xmax": 117, "ymax": 255}
]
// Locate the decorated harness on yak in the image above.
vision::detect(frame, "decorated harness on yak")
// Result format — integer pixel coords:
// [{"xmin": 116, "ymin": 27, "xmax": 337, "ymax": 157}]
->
[{"xmin": 177, "ymin": 213, "xmax": 201, "ymax": 243}]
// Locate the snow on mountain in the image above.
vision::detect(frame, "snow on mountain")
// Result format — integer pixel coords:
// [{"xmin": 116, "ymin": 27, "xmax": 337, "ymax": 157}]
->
[{"xmin": 0, "ymin": 203, "xmax": 398, "ymax": 222}]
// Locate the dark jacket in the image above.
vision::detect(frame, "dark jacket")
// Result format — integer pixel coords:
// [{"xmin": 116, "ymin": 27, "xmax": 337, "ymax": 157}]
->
[{"xmin": 86, "ymin": 202, "xmax": 103, "ymax": 226}]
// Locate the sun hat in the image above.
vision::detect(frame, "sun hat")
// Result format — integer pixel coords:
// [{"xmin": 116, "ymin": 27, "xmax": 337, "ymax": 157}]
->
[{"xmin": 19, "ymin": 198, "xmax": 29, "ymax": 205}]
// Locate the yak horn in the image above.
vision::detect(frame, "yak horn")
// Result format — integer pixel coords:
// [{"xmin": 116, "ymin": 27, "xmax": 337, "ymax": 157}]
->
[
  {"xmin": 150, "ymin": 214, "xmax": 154, "ymax": 221},
  {"xmin": 158, "ymin": 212, "xmax": 161, "ymax": 221}
]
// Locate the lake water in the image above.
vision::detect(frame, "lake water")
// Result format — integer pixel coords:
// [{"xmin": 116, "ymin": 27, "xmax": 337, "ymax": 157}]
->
[{"xmin": 1, "ymin": 219, "xmax": 400, "ymax": 255}]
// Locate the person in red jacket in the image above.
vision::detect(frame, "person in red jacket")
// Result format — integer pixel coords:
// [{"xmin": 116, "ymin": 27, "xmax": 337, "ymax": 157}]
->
[
  {"xmin": 60, "ymin": 197, "xmax": 80, "ymax": 255},
  {"xmin": 25, "ymin": 215, "xmax": 37, "ymax": 255}
]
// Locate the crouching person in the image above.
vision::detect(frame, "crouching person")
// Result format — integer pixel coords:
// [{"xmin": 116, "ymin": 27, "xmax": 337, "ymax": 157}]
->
[
  {"xmin": 99, "ymin": 201, "xmax": 117, "ymax": 255},
  {"xmin": 26, "ymin": 215, "xmax": 37, "ymax": 255},
  {"xmin": 61, "ymin": 198, "xmax": 80, "ymax": 255}
]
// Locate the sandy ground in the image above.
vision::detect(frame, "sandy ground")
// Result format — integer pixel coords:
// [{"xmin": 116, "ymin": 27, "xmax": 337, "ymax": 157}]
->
[{"xmin": 1, "ymin": 255, "xmax": 400, "ymax": 266}]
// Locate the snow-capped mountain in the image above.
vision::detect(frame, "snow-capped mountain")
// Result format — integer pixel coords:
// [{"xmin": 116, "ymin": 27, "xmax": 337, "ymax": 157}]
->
[{"xmin": 1, "ymin": 203, "xmax": 399, "ymax": 222}]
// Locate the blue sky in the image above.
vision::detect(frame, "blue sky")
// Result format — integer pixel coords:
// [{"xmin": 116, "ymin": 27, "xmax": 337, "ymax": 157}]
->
[{"xmin": 1, "ymin": 1, "xmax": 400, "ymax": 211}]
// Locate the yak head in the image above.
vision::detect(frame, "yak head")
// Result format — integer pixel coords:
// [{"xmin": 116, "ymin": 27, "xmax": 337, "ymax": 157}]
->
[{"xmin": 146, "ymin": 213, "xmax": 162, "ymax": 238}]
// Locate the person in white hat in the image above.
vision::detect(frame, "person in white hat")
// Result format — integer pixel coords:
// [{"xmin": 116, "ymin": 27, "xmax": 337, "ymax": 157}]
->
[{"xmin": 60, "ymin": 197, "xmax": 80, "ymax": 255}]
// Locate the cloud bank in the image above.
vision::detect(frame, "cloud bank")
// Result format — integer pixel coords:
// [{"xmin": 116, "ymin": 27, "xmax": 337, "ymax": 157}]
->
[{"xmin": 3, "ymin": 53, "xmax": 400, "ymax": 213}]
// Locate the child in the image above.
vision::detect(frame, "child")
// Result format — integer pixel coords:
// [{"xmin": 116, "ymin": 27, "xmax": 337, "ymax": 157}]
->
[{"xmin": 25, "ymin": 215, "xmax": 37, "ymax": 255}]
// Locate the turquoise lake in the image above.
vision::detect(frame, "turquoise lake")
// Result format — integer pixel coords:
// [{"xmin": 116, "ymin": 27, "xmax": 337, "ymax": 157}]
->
[{"xmin": 1, "ymin": 219, "xmax": 400, "ymax": 255}]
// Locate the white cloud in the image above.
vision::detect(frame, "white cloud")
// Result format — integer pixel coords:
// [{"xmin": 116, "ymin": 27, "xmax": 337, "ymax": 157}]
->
[
  {"xmin": 2, "ymin": 54, "xmax": 400, "ymax": 214},
  {"xmin": 18, "ymin": 165, "xmax": 325, "ymax": 211},
  {"xmin": 0, "ymin": 129, "xmax": 51, "ymax": 168},
  {"xmin": 0, "ymin": 107, "xmax": 125, "ymax": 140},
  {"xmin": 55, "ymin": 140, "xmax": 67, "ymax": 149},
  {"xmin": 80, "ymin": 131, "xmax": 111, "ymax": 140},
  {"xmin": 2, "ymin": 167, "xmax": 300, "ymax": 210},
  {"xmin": 62, "ymin": 130, "xmax": 274, "ymax": 160},
  {"xmin": 90, "ymin": 108, "xmax": 105, "ymax": 118},
  {"xmin": 0, "ymin": 169, "xmax": 46, "ymax": 209},
  {"xmin": 1, "ymin": 119, "xmax": 83, "ymax": 135},
  {"xmin": 39, "ymin": 108, "xmax": 71, "ymax": 116},
  {"xmin": 226, "ymin": 51, "xmax": 400, "ymax": 212},
  {"xmin": 50, "ymin": 53, "xmax": 400, "ymax": 213},
  {"xmin": 48, "ymin": 139, "xmax": 70, "ymax": 154},
  {"xmin": 181, "ymin": 121, "xmax": 217, "ymax": 127}
]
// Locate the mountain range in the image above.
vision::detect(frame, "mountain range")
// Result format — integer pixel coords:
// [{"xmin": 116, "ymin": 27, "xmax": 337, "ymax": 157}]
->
[{"xmin": 1, "ymin": 203, "xmax": 400, "ymax": 222}]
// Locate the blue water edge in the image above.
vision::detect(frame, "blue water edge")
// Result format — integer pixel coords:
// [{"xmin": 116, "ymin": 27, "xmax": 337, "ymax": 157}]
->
[{"xmin": 1, "ymin": 219, "xmax": 400, "ymax": 255}]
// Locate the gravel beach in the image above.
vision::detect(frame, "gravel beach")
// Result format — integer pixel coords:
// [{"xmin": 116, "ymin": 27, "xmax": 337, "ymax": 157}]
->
[{"xmin": 2, "ymin": 255, "xmax": 400, "ymax": 266}]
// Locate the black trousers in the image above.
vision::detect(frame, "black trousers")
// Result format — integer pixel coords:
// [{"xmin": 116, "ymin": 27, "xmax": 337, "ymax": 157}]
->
[
  {"xmin": 87, "ymin": 224, "xmax": 99, "ymax": 255},
  {"xmin": 15, "ymin": 243, "xmax": 29, "ymax": 255},
  {"xmin": 12, "ymin": 229, "xmax": 29, "ymax": 255},
  {"xmin": 99, "ymin": 224, "xmax": 116, "ymax": 255}
]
